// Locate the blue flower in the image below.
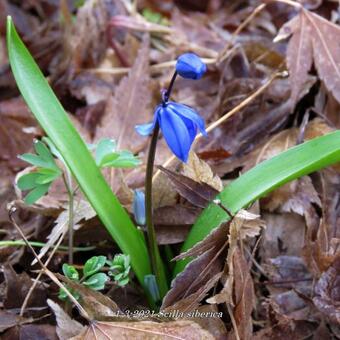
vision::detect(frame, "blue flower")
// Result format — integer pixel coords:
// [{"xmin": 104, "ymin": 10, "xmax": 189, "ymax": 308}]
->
[
  {"xmin": 136, "ymin": 102, "xmax": 207, "ymax": 162},
  {"xmin": 176, "ymin": 53, "xmax": 206, "ymax": 80}
]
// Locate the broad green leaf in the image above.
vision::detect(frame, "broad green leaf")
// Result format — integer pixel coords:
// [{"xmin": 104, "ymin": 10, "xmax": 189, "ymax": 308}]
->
[
  {"xmin": 19, "ymin": 153, "xmax": 51, "ymax": 168},
  {"xmin": 83, "ymin": 255, "xmax": 106, "ymax": 278},
  {"xmin": 95, "ymin": 138, "xmax": 117, "ymax": 166},
  {"xmin": 62, "ymin": 264, "xmax": 79, "ymax": 281},
  {"xmin": 6, "ymin": 17, "xmax": 166, "ymax": 298},
  {"xmin": 34, "ymin": 140, "xmax": 56, "ymax": 166},
  {"xmin": 24, "ymin": 183, "xmax": 50, "ymax": 204},
  {"xmin": 17, "ymin": 172, "xmax": 41, "ymax": 190},
  {"xmin": 174, "ymin": 131, "xmax": 340, "ymax": 276},
  {"xmin": 103, "ymin": 150, "xmax": 141, "ymax": 168},
  {"xmin": 94, "ymin": 138, "xmax": 141, "ymax": 169},
  {"xmin": 83, "ymin": 273, "xmax": 108, "ymax": 290},
  {"xmin": 35, "ymin": 168, "xmax": 61, "ymax": 184}
]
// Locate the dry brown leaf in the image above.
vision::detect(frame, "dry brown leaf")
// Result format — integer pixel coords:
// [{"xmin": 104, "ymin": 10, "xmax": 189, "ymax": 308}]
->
[
  {"xmin": 162, "ymin": 248, "xmax": 223, "ymax": 310},
  {"xmin": 3, "ymin": 265, "xmax": 47, "ymax": 311},
  {"xmin": 47, "ymin": 299, "xmax": 85, "ymax": 340},
  {"xmin": 262, "ymin": 176, "xmax": 321, "ymax": 215},
  {"xmin": 173, "ymin": 221, "xmax": 229, "ymax": 262},
  {"xmin": 230, "ymin": 247, "xmax": 255, "ymax": 340},
  {"xmin": 261, "ymin": 212, "xmax": 306, "ymax": 260},
  {"xmin": 0, "ymin": 97, "xmax": 38, "ymax": 171},
  {"xmin": 0, "ymin": 310, "xmax": 33, "ymax": 333},
  {"xmin": 71, "ymin": 320, "xmax": 214, "ymax": 340},
  {"xmin": 276, "ymin": 8, "xmax": 340, "ymax": 104},
  {"xmin": 182, "ymin": 152, "xmax": 223, "ymax": 192},
  {"xmin": 161, "ymin": 272, "xmax": 222, "ymax": 314},
  {"xmin": 51, "ymin": 0, "xmax": 121, "ymax": 87},
  {"xmin": 313, "ymin": 255, "xmax": 340, "ymax": 323},
  {"xmin": 207, "ymin": 211, "xmax": 264, "ymax": 306},
  {"xmin": 187, "ymin": 305, "xmax": 228, "ymax": 340},
  {"xmin": 158, "ymin": 165, "xmax": 219, "ymax": 209},
  {"xmin": 94, "ymin": 36, "xmax": 152, "ymax": 153},
  {"xmin": 154, "ymin": 205, "xmax": 199, "ymax": 245}
]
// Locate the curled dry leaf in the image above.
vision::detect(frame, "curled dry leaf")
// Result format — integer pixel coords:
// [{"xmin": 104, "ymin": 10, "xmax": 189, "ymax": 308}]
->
[{"xmin": 275, "ymin": 8, "xmax": 340, "ymax": 105}]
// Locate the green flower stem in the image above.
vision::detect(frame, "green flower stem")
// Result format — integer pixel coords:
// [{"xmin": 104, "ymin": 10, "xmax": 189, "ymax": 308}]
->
[
  {"xmin": 145, "ymin": 122, "xmax": 168, "ymax": 298},
  {"xmin": 0, "ymin": 240, "xmax": 95, "ymax": 251},
  {"xmin": 62, "ymin": 173, "xmax": 75, "ymax": 264}
]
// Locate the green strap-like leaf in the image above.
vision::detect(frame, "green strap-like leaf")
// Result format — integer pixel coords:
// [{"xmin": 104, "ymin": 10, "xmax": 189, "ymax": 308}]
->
[
  {"xmin": 6, "ymin": 17, "xmax": 156, "ymax": 295},
  {"xmin": 174, "ymin": 130, "xmax": 340, "ymax": 276}
]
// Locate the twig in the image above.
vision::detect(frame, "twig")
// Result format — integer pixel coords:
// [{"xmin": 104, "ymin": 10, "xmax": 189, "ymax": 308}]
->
[{"xmin": 8, "ymin": 206, "xmax": 90, "ymax": 320}]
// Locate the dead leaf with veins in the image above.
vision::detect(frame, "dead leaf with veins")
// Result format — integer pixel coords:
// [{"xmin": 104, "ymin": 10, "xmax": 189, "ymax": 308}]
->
[{"xmin": 275, "ymin": 8, "xmax": 340, "ymax": 105}]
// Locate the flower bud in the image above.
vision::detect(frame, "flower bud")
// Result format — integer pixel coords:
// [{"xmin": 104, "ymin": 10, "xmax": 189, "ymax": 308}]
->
[
  {"xmin": 176, "ymin": 53, "xmax": 206, "ymax": 80},
  {"xmin": 133, "ymin": 190, "xmax": 146, "ymax": 225}
]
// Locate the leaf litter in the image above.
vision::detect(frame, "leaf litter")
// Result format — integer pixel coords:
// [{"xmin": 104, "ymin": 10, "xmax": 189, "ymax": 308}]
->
[{"xmin": 1, "ymin": 1, "xmax": 340, "ymax": 339}]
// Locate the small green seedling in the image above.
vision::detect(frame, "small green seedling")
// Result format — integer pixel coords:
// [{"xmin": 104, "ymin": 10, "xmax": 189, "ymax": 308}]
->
[
  {"xmin": 59, "ymin": 255, "xmax": 109, "ymax": 300},
  {"xmin": 107, "ymin": 254, "xmax": 131, "ymax": 287}
]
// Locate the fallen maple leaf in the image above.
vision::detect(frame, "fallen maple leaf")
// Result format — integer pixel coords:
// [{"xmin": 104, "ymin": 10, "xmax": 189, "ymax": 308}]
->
[{"xmin": 275, "ymin": 8, "xmax": 340, "ymax": 105}]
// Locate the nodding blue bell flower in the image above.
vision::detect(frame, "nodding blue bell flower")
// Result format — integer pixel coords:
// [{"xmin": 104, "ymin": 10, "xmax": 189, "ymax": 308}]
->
[
  {"xmin": 133, "ymin": 190, "xmax": 146, "ymax": 226},
  {"xmin": 176, "ymin": 53, "xmax": 207, "ymax": 80},
  {"xmin": 136, "ymin": 101, "xmax": 207, "ymax": 162}
]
